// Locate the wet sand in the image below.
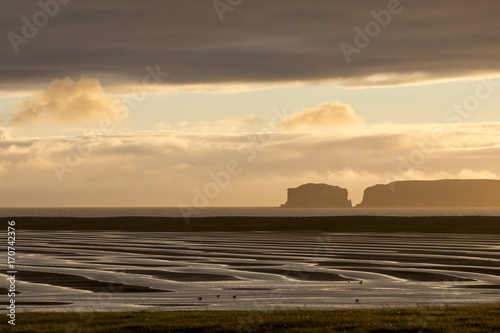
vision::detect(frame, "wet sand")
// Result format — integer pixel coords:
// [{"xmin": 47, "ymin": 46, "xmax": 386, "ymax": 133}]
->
[
  {"xmin": 18, "ymin": 271, "xmax": 169, "ymax": 293},
  {"xmin": 1, "ymin": 229, "xmax": 500, "ymax": 312},
  {"xmin": 230, "ymin": 268, "xmax": 352, "ymax": 281},
  {"xmin": 123, "ymin": 270, "xmax": 242, "ymax": 282}
]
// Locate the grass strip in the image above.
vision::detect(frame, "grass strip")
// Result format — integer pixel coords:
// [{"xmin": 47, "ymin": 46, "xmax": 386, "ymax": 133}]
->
[{"xmin": 3, "ymin": 304, "xmax": 500, "ymax": 332}]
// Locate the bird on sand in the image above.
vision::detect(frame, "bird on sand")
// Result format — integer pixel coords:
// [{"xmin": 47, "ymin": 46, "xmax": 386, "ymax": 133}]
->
[
  {"xmin": 198, "ymin": 297, "xmax": 203, "ymax": 300},
  {"xmin": 216, "ymin": 295, "xmax": 220, "ymax": 298},
  {"xmin": 233, "ymin": 295, "xmax": 237, "ymax": 299},
  {"xmin": 359, "ymin": 280, "xmax": 363, "ymax": 284},
  {"xmin": 355, "ymin": 299, "xmax": 359, "ymax": 302}
]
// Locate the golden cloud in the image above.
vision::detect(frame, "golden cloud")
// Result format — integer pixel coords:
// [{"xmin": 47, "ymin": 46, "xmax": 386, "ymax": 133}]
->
[
  {"xmin": 278, "ymin": 101, "xmax": 364, "ymax": 130},
  {"xmin": 9, "ymin": 77, "xmax": 128, "ymax": 126},
  {"xmin": 0, "ymin": 128, "xmax": 10, "ymax": 140}
]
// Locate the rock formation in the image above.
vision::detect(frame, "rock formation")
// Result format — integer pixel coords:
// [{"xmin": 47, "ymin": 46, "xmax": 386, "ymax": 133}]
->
[
  {"xmin": 357, "ymin": 179, "xmax": 500, "ymax": 208},
  {"xmin": 281, "ymin": 183, "xmax": 352, "ymax": 208}
]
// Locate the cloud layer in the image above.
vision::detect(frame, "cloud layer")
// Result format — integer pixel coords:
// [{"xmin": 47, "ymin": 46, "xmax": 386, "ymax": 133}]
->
[
  {"xmin": 2, "ymin": 1, "xmax": 500, "ymax": 90},
  {"xmin": 1, "ymin": 122, "xmax": 499, "ymax": 207}
]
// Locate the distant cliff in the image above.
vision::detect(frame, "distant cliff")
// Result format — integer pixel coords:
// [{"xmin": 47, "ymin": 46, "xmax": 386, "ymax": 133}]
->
[
  {"xmin": 281, "ymin": 183, "xmax": 352, "ymax": 208},
  {"xmin": 357, "ymin": 179, "xmax": 500, "ymax": 208}
]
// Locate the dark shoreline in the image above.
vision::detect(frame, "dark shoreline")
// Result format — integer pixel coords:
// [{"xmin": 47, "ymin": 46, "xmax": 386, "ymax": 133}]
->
[{"xmin": 5, "ymin": 215, "xmax": 500, "ymax": 233}]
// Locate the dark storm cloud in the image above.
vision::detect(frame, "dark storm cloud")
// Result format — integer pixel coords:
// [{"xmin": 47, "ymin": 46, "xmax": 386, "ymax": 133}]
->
[{"xmin": 1, "ymin": 0, "xmax": 500, "ymax": 90}]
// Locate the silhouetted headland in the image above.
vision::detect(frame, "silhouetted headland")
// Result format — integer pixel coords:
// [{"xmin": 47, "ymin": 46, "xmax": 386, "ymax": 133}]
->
[
  {"xmin": 281, "ymin": 183, "xmax": 352, "ymax": 208},
  {"xmin": 358, "ymin": 179, "xmax": 500, "ymax": 208}
]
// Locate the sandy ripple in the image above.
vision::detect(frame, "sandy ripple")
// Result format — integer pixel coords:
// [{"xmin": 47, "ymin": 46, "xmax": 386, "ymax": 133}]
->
[{"xmin": 2, "ymin": 230, "xmax": 500, "ymax": 312}]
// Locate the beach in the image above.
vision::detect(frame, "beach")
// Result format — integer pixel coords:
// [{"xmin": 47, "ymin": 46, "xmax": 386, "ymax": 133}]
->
[{"xmin": 3, "ymin": 216, "xmax": 500, "ymax": 313}]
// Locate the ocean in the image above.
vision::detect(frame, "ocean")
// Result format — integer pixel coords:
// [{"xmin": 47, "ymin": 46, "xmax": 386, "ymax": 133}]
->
[{"xmin": 3, "ymin": 207, "xmax": 500, "ymax": 217}]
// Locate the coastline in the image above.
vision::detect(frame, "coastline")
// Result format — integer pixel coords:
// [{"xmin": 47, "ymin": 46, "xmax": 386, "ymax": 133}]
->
[{"xmin": 7, "ymin": 215, "xmax": 500, "ymax": 233}]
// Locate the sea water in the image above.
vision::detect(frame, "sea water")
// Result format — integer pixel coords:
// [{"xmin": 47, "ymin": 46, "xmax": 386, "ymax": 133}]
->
[{"xmin": 2, "ymin": 207, "xmax": 500, "ymax": 217}]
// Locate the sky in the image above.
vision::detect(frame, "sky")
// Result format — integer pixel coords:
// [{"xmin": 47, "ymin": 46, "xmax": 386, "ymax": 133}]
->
[{"xmin": 1, "ymin": 0, "xmax": 500, "ymax": 207}]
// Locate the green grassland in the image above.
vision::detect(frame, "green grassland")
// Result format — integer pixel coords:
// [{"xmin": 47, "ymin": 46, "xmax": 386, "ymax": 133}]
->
[{"xmin": 3, "ymin": 305, "xmax": 500, "ymax": 332}]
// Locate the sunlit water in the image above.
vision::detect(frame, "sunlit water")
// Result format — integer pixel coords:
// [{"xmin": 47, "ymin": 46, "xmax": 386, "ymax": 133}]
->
[{"xmin": 1, "ymin": 230, "xmax": 499, "ymax": 313}]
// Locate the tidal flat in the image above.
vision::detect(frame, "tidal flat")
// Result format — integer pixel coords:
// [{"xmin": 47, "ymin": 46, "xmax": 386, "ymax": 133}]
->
[{"xmin": 2, "ymin": 226, "xmax": 500, "ymax": 313}]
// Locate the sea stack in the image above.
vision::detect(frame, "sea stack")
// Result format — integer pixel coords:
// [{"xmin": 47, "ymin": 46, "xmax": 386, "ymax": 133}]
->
[
  {"xmin": 281, "ymin": 183, "xmax": 352, "ymax": 208},
  {"xmin": 357, "ymin": 179, "xmax": 500, "ymax": 208}
]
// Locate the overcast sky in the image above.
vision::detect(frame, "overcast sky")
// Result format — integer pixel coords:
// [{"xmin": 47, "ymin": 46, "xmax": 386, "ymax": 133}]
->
[{"xmin": 1, "ymin": 0, "xmax": 500, "ymax": 207}]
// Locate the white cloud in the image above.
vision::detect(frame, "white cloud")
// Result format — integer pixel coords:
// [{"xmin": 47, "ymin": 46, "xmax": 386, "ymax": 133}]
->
[
  {"xmin": 278, "ymin": 101, "xmax": 364, "ymax": 130},
  {"xmin": 9, "ymin": 77, "xmax": 129, "ymax": 126},
  {"xmin": 152, "ymin": 101, "xmax": 362, "ymax": 134},
  {"xmin": 0, "ymin": 127, "xmax": 11, "ymax": 140}
]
